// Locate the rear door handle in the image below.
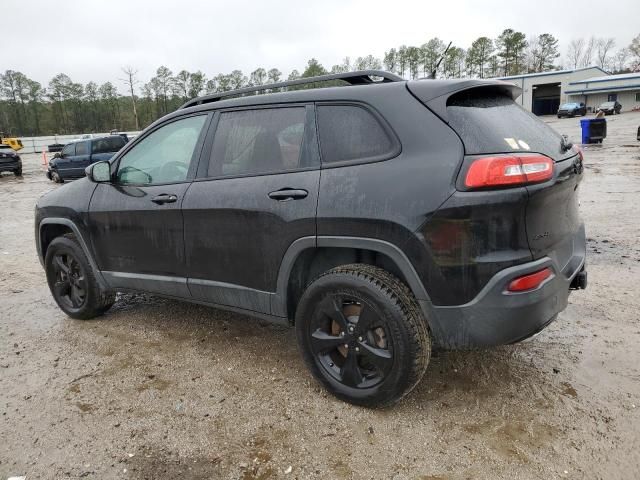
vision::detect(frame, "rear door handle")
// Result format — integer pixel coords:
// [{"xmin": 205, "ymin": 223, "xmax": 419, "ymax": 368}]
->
[
  {"xmin": 268, "ymin": 188, "xmax": 308, "ymax": 201},
  {"xmin": 151, "ymin": 194, "xmax": 178, "ymax": 204}
]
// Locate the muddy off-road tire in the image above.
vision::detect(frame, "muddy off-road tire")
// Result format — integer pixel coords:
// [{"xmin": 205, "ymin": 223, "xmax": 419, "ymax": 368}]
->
[
  {"xmin": 45, "ymin": 234, "xmax": 115, "ymax": 320},
  {"xmin": 295, "ymin": 264, "xmax": 431, "ymax": 407}
]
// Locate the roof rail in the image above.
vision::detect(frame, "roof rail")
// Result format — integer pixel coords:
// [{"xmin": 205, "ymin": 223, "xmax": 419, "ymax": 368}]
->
[{"xmin": 180, "ymin": 70, "xmax": 403, "ymax": 109}]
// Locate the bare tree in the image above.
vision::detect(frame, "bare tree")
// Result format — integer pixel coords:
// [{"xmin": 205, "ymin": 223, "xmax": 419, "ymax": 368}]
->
[
  {"xmin": 582, "ymin": 36, "xmax": 597, "ymax": 66},
  {"xmin": 567, "ymin": 39, "xmax": 585, "ymax": 69},
  {"xmin": 525, "ymin": 35, "xmax": 539, "ymax": 72},
  {"xmin": 630, "ymin": 34, "xmax": 640, "ymax": 71},
  {"xmin": 612, "ymin": 48, "xmax": 630, "ymax": 72},
  {"xmin": 121, "ymin": 66, "xmax": 140, "ymax": 130},
  {"xmin": 596, "ymin": 38, "xmax": 616, "ymax": 70}
]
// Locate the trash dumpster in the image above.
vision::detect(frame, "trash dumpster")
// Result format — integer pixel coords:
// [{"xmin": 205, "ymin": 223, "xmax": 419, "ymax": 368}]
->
[{"xmin": 580, "ymin": 118, "xmax": 607, "ymax": 144}]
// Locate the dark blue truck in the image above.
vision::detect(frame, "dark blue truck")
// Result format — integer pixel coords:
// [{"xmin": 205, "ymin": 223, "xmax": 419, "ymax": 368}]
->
[{"xmin": 47, "ymin": 135, "xmax": 127, "ymax": 183}]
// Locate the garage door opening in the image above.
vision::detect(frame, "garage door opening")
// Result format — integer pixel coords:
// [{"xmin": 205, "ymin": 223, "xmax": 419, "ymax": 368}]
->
[{"xmin": 531, "ymin": 82, "xmax": 561, "ymax": 116}]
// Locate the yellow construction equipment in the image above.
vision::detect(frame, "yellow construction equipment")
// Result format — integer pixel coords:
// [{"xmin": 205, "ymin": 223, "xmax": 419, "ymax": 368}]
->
[{"xmin": 0, "ymin": 134, "xmax": 24, "ymax": 151}]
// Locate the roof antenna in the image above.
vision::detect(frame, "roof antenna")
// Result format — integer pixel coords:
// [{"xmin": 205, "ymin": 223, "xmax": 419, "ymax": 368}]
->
[{"xmin": 428, "ymin": 41, "xmax": 452, "ymax": 79}]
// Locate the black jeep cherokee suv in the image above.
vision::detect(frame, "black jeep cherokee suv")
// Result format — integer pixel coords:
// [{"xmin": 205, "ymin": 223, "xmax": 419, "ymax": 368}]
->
[{"xmin": 35, "ymin": 71, "xmax": 587, "ymax": 407}]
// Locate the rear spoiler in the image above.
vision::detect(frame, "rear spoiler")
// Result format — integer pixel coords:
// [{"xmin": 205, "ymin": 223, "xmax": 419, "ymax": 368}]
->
[{"xmin": 407, "ymin": 79, "xmax": 522, "ymax": 123}]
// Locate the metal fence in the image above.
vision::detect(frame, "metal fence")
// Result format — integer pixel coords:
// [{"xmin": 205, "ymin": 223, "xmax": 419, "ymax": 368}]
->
[{"xmin": 16, "ymin": 132, "xmax": 140, "ymax": 154}]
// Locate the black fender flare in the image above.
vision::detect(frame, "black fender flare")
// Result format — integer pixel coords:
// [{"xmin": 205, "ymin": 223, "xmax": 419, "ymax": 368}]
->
[
  {"xmin": 271, "ymin": 235, "xmax": 432, "ymax": 318},
  {"xmin": 38, "ymin": 217, "xmax": 108, "ymax": 289}
]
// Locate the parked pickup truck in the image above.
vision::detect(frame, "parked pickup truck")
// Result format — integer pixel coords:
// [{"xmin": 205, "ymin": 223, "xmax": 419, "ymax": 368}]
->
[{"xmin": 47, "ymin": 136, "xmax": 127, "ymax": 183}]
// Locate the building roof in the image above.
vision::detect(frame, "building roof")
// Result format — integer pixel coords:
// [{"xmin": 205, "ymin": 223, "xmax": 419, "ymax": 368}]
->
[
  {"xmin": 497, "ymin": 65, "xmax": 607, "ymax": 81},
  {"xmin": 565, "ymin": 83, "xmax": 640, "ymax": 95},
  {"xmin": 569, "ymin": 71, "xmax": 640, "ymax": 85}
]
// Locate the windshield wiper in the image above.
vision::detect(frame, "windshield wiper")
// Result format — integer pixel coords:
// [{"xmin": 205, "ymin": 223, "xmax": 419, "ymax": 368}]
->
[{"xmin": 560, "ymin": 135, "xmax": 573, "ymax": 153}]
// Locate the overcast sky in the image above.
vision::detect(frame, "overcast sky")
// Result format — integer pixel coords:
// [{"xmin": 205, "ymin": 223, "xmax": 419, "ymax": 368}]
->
[{"xmin": 6, "ymin": 0, "xmax": 639, "ymax": 92}]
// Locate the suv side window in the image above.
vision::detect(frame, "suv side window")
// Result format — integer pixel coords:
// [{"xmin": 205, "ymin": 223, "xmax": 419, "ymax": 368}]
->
[
  {"xmin": 208, "ymin": 107, "xmax": 306, "ymax": 177},
  {"xmin": 117, "ymin": 115, "xmax": 207, "ymax": 185},
  {"xmin": 75, "ymin": 141, "xmax": 89, "ymax": 155},
  {"xmin": 316, "ymin": 104, "xmax": 395, "ymax": 164},
  {"xmin": 61, "ymin": 143, "xmax": 76, "ymax": 157},
  {"xmin": 93, "ymin": 136, "xmax": 126, "ymax": 154}
]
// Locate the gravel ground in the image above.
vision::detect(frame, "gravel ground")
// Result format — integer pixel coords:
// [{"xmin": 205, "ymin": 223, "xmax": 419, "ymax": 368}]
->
[{"xmin": 1, "ymin": 113, "xmax": 639, "ymax": 480}]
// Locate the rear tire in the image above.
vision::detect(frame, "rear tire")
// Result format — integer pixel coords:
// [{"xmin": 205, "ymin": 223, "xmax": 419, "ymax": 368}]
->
[
  {"xmin": 45, "ymin": 234, "xmax": 115, "ymax": 320},
  {"xmin": 295, "ymin": 264, "xmax": 431, "ymax": 407},
  {"xmin": 14, "ymin": 168, "xmax": 22, "ymax": 176}
]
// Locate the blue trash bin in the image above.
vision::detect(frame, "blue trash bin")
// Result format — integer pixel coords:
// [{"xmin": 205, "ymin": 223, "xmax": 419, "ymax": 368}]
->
[
  {"xmin": 580, "ymin": 118, "xmax": 607, "ymax": 144},
  {"xmin": 580, "ymin": 119, "xmax": 591, "ymax": 144}
]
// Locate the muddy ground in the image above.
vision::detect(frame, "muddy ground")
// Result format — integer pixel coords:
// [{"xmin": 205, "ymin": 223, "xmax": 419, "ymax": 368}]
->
[{"xmin": 1, "ymin": 113, "xmax": 639, "ymax": 480}]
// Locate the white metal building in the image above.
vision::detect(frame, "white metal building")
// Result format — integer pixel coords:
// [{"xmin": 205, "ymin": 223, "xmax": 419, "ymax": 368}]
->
[
  {"xmin": 564, "ymin": 71, "xmax": 640, "ymax": 113},
  {"xmin": 497, "ymin": 66, "xmax": 607, "ymax": 115}
]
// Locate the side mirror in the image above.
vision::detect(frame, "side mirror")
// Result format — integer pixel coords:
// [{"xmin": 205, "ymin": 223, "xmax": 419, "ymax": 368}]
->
[
  {"xmin": 52, "ymin": 152, "xmax": 61, "ymax": 159},
  {"xmin": 85, "ymin": 161, "xmax": 111, "ymax": 183}
]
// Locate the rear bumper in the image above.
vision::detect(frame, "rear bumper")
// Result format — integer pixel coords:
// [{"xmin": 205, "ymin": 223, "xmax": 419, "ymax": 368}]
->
[{"xmin": 425, "ymin": 225, "xmax": 586, "ymax": 349}]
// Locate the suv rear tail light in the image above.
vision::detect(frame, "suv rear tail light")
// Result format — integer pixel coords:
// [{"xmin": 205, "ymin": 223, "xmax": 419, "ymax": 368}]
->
[
  {"xmin": 507, "ymin": 267, "xmax": 553, "ymax": 292},
  {"xmin": 464, "ymin": 154, "xmax": 554, "ymax": 189}
]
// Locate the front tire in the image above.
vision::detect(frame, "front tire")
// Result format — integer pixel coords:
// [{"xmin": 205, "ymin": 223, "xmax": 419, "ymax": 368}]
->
[
  {"xmin": 45, "ymin": 234, "xmax": 115, "ymax": 319},
  {"xmin": 295, "ymin": 264, "xmax": 431, "ymax": 407},
  {"xmin": 14, "ymin": 168, "xmax": 22, "ymax": 176}
]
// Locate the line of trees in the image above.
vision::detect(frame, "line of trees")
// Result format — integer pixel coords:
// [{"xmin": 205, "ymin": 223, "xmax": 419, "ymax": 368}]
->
[{"xmin": 2, "ymin": 31, "xmax": 639, "ymax": 137}]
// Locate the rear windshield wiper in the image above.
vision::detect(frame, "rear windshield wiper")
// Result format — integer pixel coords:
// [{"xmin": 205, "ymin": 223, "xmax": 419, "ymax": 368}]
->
[{"xmin": 560, "ymin": 135, "xmax": 573, "ymax": 153}]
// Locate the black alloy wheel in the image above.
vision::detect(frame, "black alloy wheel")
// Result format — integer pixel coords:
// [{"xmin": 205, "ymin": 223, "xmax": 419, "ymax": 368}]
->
[
  {"xmin": 309, "ymin": 294, "xmax": 393, "ymax": 389},
  {"xmin": 51, "ymin": 251, "xmax": 87, "ymax": 310},
  {"xmin": 45, "ymin": 234, "xmax": 115, "ymax": 319},
  {"xmin": 296, "ymin": 264, "xmax": 431, "ymax": 407}
]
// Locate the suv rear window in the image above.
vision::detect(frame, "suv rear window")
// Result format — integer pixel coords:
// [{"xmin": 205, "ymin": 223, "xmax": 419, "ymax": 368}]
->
[
  {"xmin": 317, "ymin": 105, "xmax": 396, "ymax": 164},
  {"xmin": 209, "ymin": 107, "xmax": 307, "ymax": 177},
  {"xmin": 447, "ymin": 91, "xmax": 572, "ymax": 161},
  {"xmin": 92, "ymin": 136, "xmax": 126, "ymax": 154}
]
